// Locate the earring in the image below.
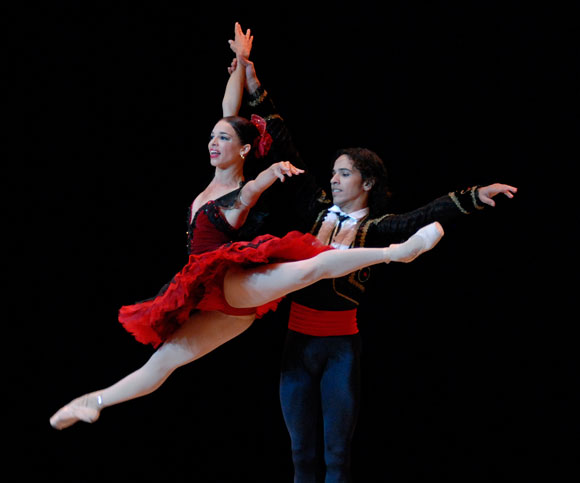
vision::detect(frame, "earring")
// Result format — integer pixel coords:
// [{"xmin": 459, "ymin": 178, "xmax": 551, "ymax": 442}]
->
[{"xmin": 240, "ymin": 152, "xmax": 246, "ymax": 160}]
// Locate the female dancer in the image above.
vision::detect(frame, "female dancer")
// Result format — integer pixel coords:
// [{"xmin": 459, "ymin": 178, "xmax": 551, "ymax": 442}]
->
[{"xmin": 49, "ymin": 28, "xmax": 444, "ymax": 430}]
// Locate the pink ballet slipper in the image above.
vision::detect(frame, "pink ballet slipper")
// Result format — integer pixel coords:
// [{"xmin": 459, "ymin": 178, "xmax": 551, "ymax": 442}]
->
[
  {"xmin": 385, "ymin": 221, "xmax": 444, "ymax": 263},
  {"xmin": 50, "ymin": 393, "xmax": 102, "ymax": 430}
]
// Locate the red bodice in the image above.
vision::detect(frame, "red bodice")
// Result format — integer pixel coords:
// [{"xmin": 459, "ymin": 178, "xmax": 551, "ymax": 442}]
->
[{"xmin": 188, "ymin": 201, "xmax": 236, "ymax": 255}]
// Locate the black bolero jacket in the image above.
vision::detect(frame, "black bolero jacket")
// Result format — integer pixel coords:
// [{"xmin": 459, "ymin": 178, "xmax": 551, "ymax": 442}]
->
[{"xmin": 243, "ymin": 86, "xmax": 487, "ymax": 310}]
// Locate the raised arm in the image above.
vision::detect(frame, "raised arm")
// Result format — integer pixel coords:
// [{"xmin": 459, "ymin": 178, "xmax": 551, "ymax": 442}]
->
[
  {"xmin": 222, "ymin": 22, "xmax": 253, "ymax": 117},
  {"xmin": 226, "ymin": 23, "xmax": 327, "ymax": 235}
]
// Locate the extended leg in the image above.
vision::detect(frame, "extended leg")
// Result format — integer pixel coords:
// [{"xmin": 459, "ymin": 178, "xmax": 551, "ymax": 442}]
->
[
  {"xmin": 225, "ymin": 222, "xmax": 443, "ymax": 309},
  {"xmin": 50, "ymin": 310, "xmax": 255, "ymax": 429}
]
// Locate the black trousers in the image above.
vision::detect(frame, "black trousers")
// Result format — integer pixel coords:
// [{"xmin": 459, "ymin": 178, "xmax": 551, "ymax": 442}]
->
[{"xmin": 280, "ymin": 330, "xmax": 362, "ymax": 483}]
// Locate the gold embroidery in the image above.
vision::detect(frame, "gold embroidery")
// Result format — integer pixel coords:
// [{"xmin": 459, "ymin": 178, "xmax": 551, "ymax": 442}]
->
[
  {"xmin": 310, "ymin": 210, "xmax": 328, "ymax": 235},
  {"xmin": 332, "ymin": 278, "xmax": 361, "ymax": 305},
  {"xmin": 449, "ymin": 191, "xmax": 469, "ymax": 214},
  {"xmin": 264, "ymin": 114, "xmax": 283, "ymax": 122},
  {"xmin": 359, "ymin": 220, "xmax": 371, "ymax": 248},
  {"xmin": 317, "ymin": 190, "xmax": 331, "ymax": 204},
  {"xmin": 248, "ymin": 89, "xmax": 268, "ymax": 107},
  {"xmin": 348, "ymin": 271, "xmax": 365, "ymax": 291},
  {"xmin": 471, "ymin": 186, "xmax": 485, "ymax": 210},
  {"xmin": 358, "ymin": 213, "xmax": 391, "ymax": 247}
]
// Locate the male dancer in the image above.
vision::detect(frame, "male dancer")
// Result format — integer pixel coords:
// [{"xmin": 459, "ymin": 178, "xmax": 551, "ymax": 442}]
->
[{"xmin": 227, "ymin": 24, "xmax": 516, "ymax": 483}]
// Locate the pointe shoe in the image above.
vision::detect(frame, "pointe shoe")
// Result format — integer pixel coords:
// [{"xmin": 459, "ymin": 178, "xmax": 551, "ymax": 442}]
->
[
  {"xmin": 50, "ymin": 393, "xmax": 102, "ymax": 430},
  {"xmin": 386, "ymin": 222, "xmax": 444, "ymax": 263}
]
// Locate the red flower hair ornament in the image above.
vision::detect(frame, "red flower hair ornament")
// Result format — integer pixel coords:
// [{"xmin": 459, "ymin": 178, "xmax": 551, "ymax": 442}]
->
[{"xmin": 250, "ymin": 114, "xmax": 273, "ymax": 158}]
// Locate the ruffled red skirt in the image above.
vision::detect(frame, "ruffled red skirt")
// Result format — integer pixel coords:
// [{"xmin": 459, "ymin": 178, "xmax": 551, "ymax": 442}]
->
[{"xmin": 118, "ymin": 231, "xmax": 331, "ymax": 348}]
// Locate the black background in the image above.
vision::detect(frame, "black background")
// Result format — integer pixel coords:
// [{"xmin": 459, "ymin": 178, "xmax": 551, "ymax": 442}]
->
[{"xmin": 7, "ymin": 2, "xmax": 577, "ymax": 482}]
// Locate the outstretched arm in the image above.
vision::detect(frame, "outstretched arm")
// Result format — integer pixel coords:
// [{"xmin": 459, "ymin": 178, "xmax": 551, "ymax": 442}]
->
[
  {"xmin": 240, "ymin": 161, "xmax": 305, "ymax": 208},
  {"xmin": 366, "ymin": 182, "xmax": 518, "ymax": 244},
  {"xmin": 222, "ymin": 22, "xmax": 253, "ymax": 117},
  {"xmin": 222, "ymin": 161, "xmax": 304, "ymax": 230}
]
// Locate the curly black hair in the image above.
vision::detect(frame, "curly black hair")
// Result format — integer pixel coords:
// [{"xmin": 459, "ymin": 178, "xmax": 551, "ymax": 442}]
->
[{"xmin": 333, "ymin": 147, "xmax": 392, "ymax": 216}]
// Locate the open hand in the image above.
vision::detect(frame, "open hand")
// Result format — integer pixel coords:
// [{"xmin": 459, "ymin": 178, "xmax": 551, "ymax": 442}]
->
[
  {"xmin": 478, "ymin": 183, "xmax": 518, "ymax": 207},
  {"xmin": 228, "ymin": 22, "xmax": 253, "ymax": 59}
]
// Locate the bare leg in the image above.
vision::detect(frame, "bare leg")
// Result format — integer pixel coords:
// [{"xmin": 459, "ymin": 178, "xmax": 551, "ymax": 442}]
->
[
  {"xmin": 224, "ymin": 222, "xmax": 444, "ymax": 309},
  {"xmin": 50, "ymin": 311, "xmax": 255, "ymax": 429}
]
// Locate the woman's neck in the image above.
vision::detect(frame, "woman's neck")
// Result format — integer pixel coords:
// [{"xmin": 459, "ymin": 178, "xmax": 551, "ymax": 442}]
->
[
  {"xmin": 190, "ymin": 165, "xmax": 245, "ymax": 220},
  {"xmin": 212, "ymin": 165, "xmax": 244, "ymax": 188}
]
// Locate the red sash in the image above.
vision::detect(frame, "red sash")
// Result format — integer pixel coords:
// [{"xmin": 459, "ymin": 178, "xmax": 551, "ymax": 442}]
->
[{"xmin": 288, "ymin": 301, "xmax": 358, "ymax": 336}]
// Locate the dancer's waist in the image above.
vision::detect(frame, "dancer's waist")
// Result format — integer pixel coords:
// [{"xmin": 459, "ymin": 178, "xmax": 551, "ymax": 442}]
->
[{"xmin": 288, "ymin": 302, "xmax": 358, "ymax": 336}]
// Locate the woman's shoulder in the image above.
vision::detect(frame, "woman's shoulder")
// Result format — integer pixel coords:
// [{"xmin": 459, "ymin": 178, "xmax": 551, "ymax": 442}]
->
[
  {"xmin": 191, "ymin": 185, "xmax": 244, "ymax": 217},
  {"xmin": 214, "ymin": 186, "xmax": 243, "ymax": 209}
]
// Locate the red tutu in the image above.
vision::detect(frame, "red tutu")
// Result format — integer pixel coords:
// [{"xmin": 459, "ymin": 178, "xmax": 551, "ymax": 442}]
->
[{"xmin": 118, "ymin": 231, "xmax": 331, "ymax": 348}]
